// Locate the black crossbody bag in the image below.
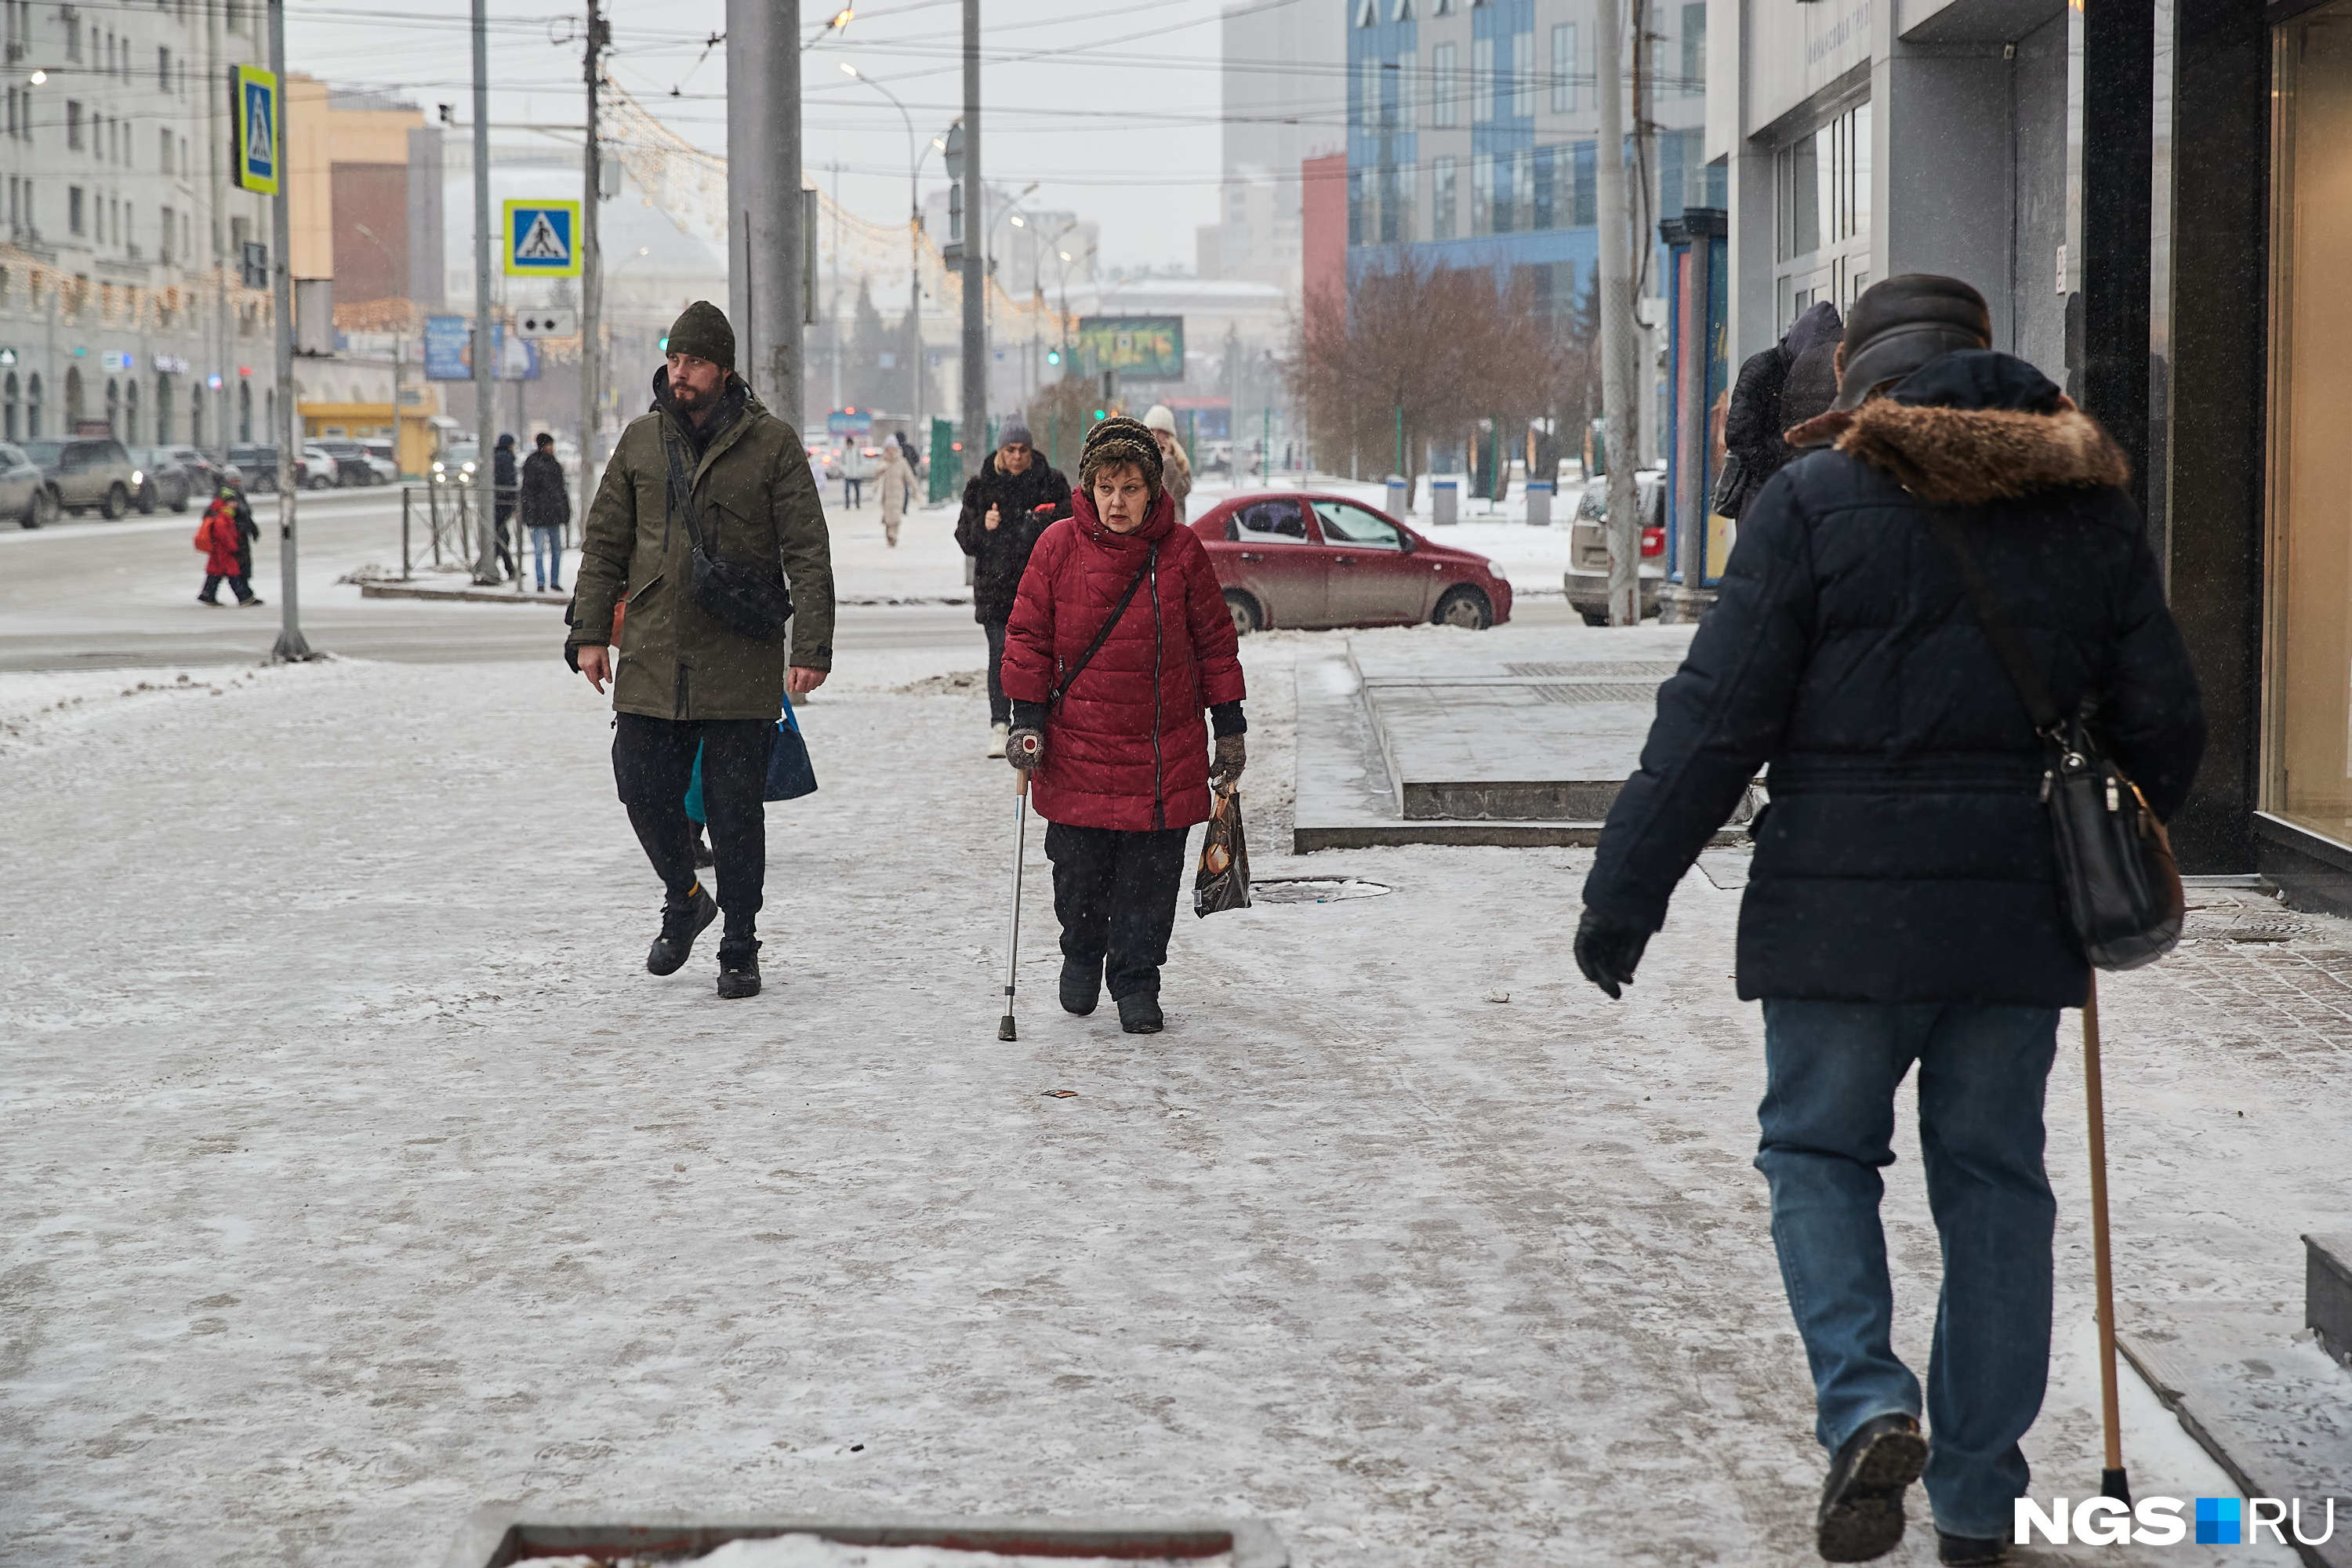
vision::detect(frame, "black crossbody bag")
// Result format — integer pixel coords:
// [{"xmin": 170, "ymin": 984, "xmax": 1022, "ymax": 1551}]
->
[
  {"xmin": 663, "ymin": 429, "xmax": 794, "ymax": 641},
  {"xmin": 1047, "ymin": 543, "xmax": 1156, "ymax": 710},
  {"xmin": 1929, "ymin": 513, "xmax": 2184, "ymax": 971}
]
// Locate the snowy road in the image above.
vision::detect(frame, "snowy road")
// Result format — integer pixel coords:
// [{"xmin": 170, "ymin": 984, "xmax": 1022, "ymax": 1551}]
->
[{"xmin": 0, "ymin": 635, "xmax": 2325, "ymax": 1566}]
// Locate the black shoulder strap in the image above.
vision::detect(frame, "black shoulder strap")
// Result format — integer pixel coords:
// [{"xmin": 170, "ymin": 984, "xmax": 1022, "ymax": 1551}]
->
[
  {"xmin": 1050, "ymin": 543, "xmax": 1156, "ymax": 710},
  {"xmin": 1926, "ymin": 511, "xmax": 2063, "ymax": 734},
  {"xmin": 661, "ymin": 426, "xmax": 708, "ymax": 557}
]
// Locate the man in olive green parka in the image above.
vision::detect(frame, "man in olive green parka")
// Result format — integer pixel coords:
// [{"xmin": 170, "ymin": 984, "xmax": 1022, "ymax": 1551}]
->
[{"xmin": 567, "ymin": 300, "xmax": 833, "ymax": 999}]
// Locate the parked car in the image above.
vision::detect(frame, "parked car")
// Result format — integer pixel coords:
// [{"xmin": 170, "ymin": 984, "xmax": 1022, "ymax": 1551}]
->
[
  {"xmin": 162, "ymin": 446, "xmax": 220, "ymax": 492},
  {"xmin": 128, "ymin": 447, "xmax": 196, "ymax": 514},
  {"xmin": 1565, "ymin": 469, "xmax": 1668, "ymax": 625},
  {"xmin": 21, "ymin": 436, "xmax": 140, "ymax": 519},
  {"xmin": 226, "ymin": 444, "xmax": 315, "ymax": 493},
  {"xmin": 0, "ymin": 441, "xmax": 56, "ymax": 528},
  {"xmin": 356, "ymin": 439, "xmax": 402, "ymax": 481},
  {"xmin": 1191, "ymin": 492, "xmax": 1514, "ymax": 634},
  {"xmin": 310, "ymin": 438, "xmax": 386, "ymax": 487},
  {"xmin": 298, "ymin": 443, "xmax": 346, "ymax": 489}
]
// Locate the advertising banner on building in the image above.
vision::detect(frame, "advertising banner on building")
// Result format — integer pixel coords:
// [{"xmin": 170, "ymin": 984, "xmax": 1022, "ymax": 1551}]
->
[
  {"xmin": 1075, "ymin": 316, "xmax": 1185, "ymax": 382},
  {"xmin": 423, "ymin": 317, "xmax": 540, "ymax": 382}
]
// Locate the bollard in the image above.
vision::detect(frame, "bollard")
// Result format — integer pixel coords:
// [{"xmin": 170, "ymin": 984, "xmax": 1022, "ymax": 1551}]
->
[
  {"xmin": 1525, "ymin": 481, "xmax": 1553, "ymax": 527},
  {"xmin": 401, "ymin": 486, "xmax": 412, "ymax": 579},
  {"xmin": 1432, "ymin": 479, "xmax": 1459, "ymax": 526},
  {"xmin": 1385, "ymin": 475, "xmax": 1410, "ymax": 518}
]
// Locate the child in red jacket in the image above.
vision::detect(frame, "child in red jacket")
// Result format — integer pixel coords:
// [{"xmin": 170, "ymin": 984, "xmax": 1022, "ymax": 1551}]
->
[
  {"xmin": 194, "ymin": 481, "xmax": 263, "ymax": 607},
  {"xmin": 999, "ymin": 416, "xmax": 1247, "ymax": 1034}
]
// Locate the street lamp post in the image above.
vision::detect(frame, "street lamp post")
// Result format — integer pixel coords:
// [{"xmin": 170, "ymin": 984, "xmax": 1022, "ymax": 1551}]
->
[
  {"xmin": 352, "ymin": 223, "xmax": 408, "ymax": 477},
  {"xmin": 984, "ymin": 183, "xmax": 1037, "ymax": 409},
  {"xmin": 840, "ymin": 63, "xmax": 930, "ymax": 450}
]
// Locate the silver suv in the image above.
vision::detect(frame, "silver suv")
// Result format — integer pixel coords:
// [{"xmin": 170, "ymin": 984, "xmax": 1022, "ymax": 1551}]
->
[{"xmin": 21, "ymin": 436, "xmax": 140, "ymax": 519}]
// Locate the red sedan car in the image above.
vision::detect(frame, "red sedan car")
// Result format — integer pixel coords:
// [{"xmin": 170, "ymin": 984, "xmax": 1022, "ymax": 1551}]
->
[{"xmin": 1192, "ymin": 492, "xmax": 1514, "ymax": 634}]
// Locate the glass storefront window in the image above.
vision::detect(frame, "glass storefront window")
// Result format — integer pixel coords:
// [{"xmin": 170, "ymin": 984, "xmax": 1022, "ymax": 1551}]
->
[
  {"xmin": 1775, "ymin": 100, "xmax": 1873, "ymax": 329},
  {"xmin": 2267, "ymin": 3, "xmax": 2352, "ymax": 841}
]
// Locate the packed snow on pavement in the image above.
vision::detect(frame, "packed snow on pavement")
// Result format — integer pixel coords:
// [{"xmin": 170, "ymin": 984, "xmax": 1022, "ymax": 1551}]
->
[{"xmin": 0, "ymin": 625, "xmax": 2329, "ymax": 1566}]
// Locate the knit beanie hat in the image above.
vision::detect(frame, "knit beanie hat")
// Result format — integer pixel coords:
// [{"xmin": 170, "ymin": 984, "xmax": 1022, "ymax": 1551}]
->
[
  {"xmin": 998, "ymin": 420, "xmax": 1035, "ymax": 448},
  {"xmin": 666, "ymin": 299, "xmax": 736, "ymax": 372},
  {"xmin": 1080, "ymin": 416, "xmax": 1164, "ymax": 500}
]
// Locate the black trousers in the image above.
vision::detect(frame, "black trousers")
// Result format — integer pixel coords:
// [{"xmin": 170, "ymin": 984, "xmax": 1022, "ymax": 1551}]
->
[
  {"xmin": 1045, "ymin": 822, "xmax": 1191, "ymax": 1001},
  {"xmin": 983, "ymin": 618, "xmax": 1011, "ymax": 725},
  {"xmin": 612, "ymin": 713, "xmax": 774, "ymax": 932},
  {"xmin": 199, "ymin": 573, "xmax": 253, "ymax": 603}
]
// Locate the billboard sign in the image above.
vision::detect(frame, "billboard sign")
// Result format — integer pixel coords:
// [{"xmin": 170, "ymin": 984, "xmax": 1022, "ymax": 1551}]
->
[
  {"xmin": 423, "ymin": 317, "xmax": 542, "ymax": 382},
  {"xmin": 231, "ymin": 65, "xmax": 279, "ymax": 194},
  {"xmin": 1075, "ymin": 315, "xmax": 1185, "ymax": 382}
]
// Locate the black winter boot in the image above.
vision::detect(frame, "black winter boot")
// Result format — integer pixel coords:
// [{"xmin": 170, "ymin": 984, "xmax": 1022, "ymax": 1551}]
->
[
  {"xmin": 1060, "ymin": 956, "xmax": 1103, "ymax": 1016},
  {"xmin": 716, "ymin": 933, "xmax": 761, "ymax": 999},
  {"xmin": 1116, "ymin": 991, "xmax": 1163, "ymax": 1034},
  {"xmin": 1816, "ymin": 1412, "xmax": 1927, "ymax": 1563},
  {"xmin": 1936, "ymin": 1532, "xmax": 2005, "ymax": 1566},
  {"xmin": 646, "ymin": 883, "xmax": 718, "ymax": 975}
]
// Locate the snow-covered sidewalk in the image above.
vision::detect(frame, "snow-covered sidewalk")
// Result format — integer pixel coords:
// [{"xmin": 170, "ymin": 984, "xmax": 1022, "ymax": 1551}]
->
[{"xmin": 0, "ymin": 637, "xmax": 2328, "ymax": 1566}]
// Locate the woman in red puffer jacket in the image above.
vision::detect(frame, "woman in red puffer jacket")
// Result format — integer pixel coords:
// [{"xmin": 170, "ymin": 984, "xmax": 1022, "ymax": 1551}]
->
[{"xmin": 1000, "ymin": 416, "xmax": 1247, "ymax": 1035}]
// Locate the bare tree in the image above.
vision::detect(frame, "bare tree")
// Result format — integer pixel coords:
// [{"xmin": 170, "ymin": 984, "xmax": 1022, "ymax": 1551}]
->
[{"xmin": 1285, "ymin": 259, "xmax": 1552, "ymax": 508}]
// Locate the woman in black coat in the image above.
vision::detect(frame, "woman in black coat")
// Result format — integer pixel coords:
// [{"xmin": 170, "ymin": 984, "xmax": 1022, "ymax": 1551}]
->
[
  {"xmin": 1575, "ymin": 277, "xmax": 2204, "ymax": 1566},
  {"xmin": 1718, "ymin": 300, "xmax": 1843, "ymax": 517}
]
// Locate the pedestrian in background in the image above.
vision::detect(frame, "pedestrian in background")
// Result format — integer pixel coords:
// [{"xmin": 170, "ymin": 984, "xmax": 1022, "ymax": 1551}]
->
[
  {"xmin": 194, "ymin": 478, "xmax": 263, "ymax": 607},
  {"xmin": 1573, "ymin": 276, "xmax": 2205, "ymax": 1567},
  {"xmin": 876, "ymin": 438, "xmax": 915, "ymax": 548},
  {"xmin": 519, "ymin": 431, "xmax": 570, "ymax": 593},
  {"xmin": 955, "ymin": 421, "xmax": 1070, "ymax": 758},
  {"xmin": 1143, "ymin": 405, "xmax": 1193, "ymax": 521},
  {"xmin": 1000, "ymin": 416, "xmax": 1245, "ymax": 1036},
  {"xmin": 492, "ymin": 433, "xmax": 520, "ymax": 580},
  {"xmin": 842, "ymin": 442, "xmax": 873, "ymax": 510},
  {"xmin": 567, "ymin": 301, "xmax": 835, "ymax": 1001},
  {"xmin": 1719, "ymin": 300, "xmax": 1842, "ymax": 518}
]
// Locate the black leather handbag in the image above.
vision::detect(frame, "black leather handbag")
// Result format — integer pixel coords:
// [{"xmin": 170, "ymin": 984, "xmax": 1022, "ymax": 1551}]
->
[
  {"xmin": 1930, "ymin": 514, "xmax": 2184, "ymax": 970},
  {"xmin": 663, "ymin": 430, "xmax": 794, "ymax": 641}
]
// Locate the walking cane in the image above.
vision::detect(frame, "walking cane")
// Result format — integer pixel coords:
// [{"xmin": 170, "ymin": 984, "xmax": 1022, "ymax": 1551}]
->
[
  {"xmin": 998, "ymin": 768, "xmax": 1030, "ymax": 1041},
  {"xmin": 2083, "ymin": 973, "xmax": 2131, "ymax": 1504}
]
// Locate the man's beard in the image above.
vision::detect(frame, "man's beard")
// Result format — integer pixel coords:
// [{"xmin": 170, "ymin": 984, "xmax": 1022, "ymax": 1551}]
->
[{"xmin": 671, "ymin": 380, "xmax": 705, "ymax": 412}]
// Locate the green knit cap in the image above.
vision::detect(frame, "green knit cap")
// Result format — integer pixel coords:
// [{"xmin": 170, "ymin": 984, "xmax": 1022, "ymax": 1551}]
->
[{"xmin": 666, "ymin": 299, "xmax": 735, "ymax": 372}]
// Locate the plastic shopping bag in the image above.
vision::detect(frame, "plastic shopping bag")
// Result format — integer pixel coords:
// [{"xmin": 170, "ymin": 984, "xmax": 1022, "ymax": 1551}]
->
[
  {"xmin": 764, "ymin": 688, "xmax": 818, "ymax": 801},
  {"xmin": 1193, "ymin": 787, "xmax": 1251, "ymax": 917}
]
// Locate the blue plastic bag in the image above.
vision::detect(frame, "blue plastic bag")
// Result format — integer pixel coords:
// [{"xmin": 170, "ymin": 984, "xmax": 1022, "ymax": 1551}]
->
[{"xmin": 764, "ymin": 689, "xmax": 818, "ymax": 801}]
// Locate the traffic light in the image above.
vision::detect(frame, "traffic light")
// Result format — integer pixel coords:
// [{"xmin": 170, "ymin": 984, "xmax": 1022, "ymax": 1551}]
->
[
  {"xmin": 1091, "ymin": 408, "xmax": 1105, "ymax": 420},
  {"xmin": 1046, "ymin": 348, "xmax": 1062, "ymax": 366}
]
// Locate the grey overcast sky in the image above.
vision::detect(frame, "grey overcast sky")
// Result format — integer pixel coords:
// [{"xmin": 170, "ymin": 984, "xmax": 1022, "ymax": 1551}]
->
[{"xmin": 285, "ymin": 0, "xmax": 1246, "ymax": 272}]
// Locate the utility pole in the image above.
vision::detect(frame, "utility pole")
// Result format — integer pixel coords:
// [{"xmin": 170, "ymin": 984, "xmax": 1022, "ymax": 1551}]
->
[
  {"xmin": 470, "ymin": 0, "xmax": 497, "ymax": 583},
  {"xmin": 959, "ymin": 0, "xmax": 984, "ymax": 479},
  {"xmin": 1594, "ymin": 0, "xmax": 1640, "ymax": 627},
  {"xmin": 266, "ymin": 0, "xmax": 310, "ymax": 659},
  {"xmin": 727, "ymin": 0, "xmax": 804, "ymax": 426},
  {"xmin": 579, "ymin": 0, "xmax": 608, "ymax": 526},
  {"xmin": 829, "ymin": 160, "xmax": 843, "ymax": 419}
]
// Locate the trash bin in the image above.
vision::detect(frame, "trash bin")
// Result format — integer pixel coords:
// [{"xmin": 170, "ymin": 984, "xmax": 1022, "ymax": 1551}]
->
[
  {"xmin": 1431, "ymin": 479, "xmax": 1459, "ymax": 526},
  {"xmin": 1525, "ymin": 481, "xmax": 1552, "ymax": 528},
  {"xmin": 1385, "ymin": 476, "xmax": 1410, "ymax": 518}
]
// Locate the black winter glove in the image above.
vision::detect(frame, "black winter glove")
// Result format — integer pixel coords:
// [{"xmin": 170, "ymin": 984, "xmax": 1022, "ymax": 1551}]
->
[
  {"xmin": 1006, "ymin": 726, "xmax": 1044, "ymax": 771},
  {"xmin": 1212, "ymin": 733, "xmax": 1246, "ymax": 789},
  {"xmin": 1573, "ymin": 907, "xmax": 1652, "ymax": 1000}
]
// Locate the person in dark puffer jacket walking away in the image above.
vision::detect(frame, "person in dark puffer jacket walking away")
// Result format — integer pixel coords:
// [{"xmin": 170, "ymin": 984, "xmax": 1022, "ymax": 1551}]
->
[
  {"xmin": 956, "ymin": 423, "xmax": 1072, "ymax": 757},
  {"xmin": 999, "ymin": 416, "xmax": 1247, "ymax": 1035},
  {"xmin": 1719, "ymin": 299, "xmax": 1843, "ymax": 518},
  {"xmin": 1573, "ymin": 276, "xmax": 2205, "ymax": 1568}
]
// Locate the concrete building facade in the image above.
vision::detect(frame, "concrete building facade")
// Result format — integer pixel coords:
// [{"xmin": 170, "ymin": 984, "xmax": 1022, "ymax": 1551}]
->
[
  {"xmin": 1200, "ymin": 0, "xmax": 1347, "ymax": 294},
  {"xmin": 0, "ymin": 0, "xmax": 274, "ymax": 456}
]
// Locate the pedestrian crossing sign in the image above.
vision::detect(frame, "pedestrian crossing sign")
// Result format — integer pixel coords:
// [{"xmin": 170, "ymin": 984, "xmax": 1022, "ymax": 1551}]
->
[
  {"xmin": 503, "ymin": 200, "xmax": 582, "ymax": 277},
  {"xmin": 230, "ymin": 65, "xmax": 278, "ymax": 194}
]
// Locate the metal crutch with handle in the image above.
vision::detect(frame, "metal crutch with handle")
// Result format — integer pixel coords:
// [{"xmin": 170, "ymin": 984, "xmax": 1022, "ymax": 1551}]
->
[
  {"xmin": 2084, "ymin": 972, "xmax": 2131, "ymax": 1503},
  {"xmin": 998, "ymin": 768, "xmax": 1030, "ymax": 1041}
]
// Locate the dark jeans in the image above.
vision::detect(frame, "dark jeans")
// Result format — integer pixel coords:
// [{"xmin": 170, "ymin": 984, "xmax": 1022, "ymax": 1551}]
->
[
  {"xmin": 528, "ymin": 524, "xmax": 564, "ymax": 590},
  {"xmin": 1756, "ymin": 999, "xmax": 2060, "ymax": 1539},
  {"xmin": 198, "ymin": 574, "xmax": 254, "ymax": 603},
  {"xmin": 612, "ymin": 713, "xmax": 775, "ymax": 935},
  {"xmin": 844, "ymin": 477, "xmax": 864, "ymax": 507},
  {"xmin": 1045, "ymin": 821, "xmax": 1190, "ymax": 1001},
  {"xmin": 494, "ymin": 505, "xmax": 517, "ymax": 578},
  {"xmin": 983, "ymin": 619, "xmax": 1011, "ymax": 725}
]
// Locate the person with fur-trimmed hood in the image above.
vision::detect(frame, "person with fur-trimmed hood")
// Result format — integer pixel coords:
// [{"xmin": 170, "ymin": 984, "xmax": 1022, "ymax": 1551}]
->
[
  {"xmin": 998, "ymin": 416, "xmax": 1246, "ymax": 1035},
  {"xmin": 1573, "ymin": 275, "xmax": 2204, "ymax": 1567}
]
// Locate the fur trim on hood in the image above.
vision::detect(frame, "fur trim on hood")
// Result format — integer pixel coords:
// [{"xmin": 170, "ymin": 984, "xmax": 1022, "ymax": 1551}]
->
[{"xmin": 1781, "ymin": 350, "xmax": 2131, "ymax": 505}]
